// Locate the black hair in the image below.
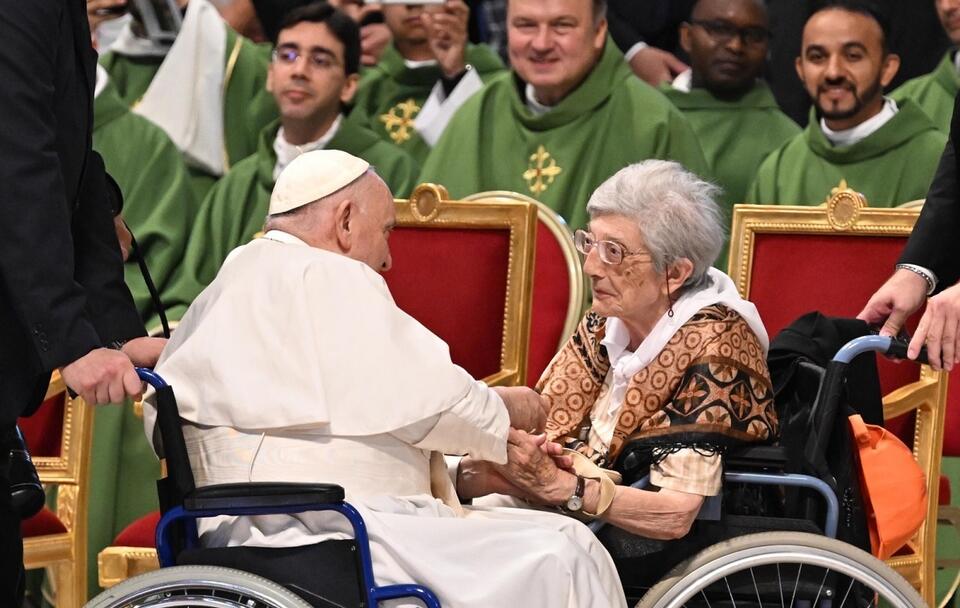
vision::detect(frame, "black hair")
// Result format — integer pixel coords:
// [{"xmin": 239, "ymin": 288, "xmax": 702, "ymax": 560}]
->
[
  {"xmin": 277, "ymin": 2, "xmax": 361, "ymax": 75},
  {"xmin": 808, "ymin": 0, "xmax": 891, "ymax": 53}
]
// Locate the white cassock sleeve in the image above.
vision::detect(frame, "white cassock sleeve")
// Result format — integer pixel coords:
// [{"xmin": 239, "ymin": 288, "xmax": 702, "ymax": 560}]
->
[{"xmin": 391, "ymin": 380, "xmax": 509, "ymax": 465}]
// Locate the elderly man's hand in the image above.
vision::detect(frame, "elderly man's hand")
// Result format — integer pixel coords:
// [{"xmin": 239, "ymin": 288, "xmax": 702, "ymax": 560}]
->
[
  {"xmin": 61, "ymin": 347, "xmax": 142, "ymax": 405},
  {"xmin": 857, "ymin": 268, "xmax": 929, "ymax": 339},
  {"xmin": 492, "ymin": 429, "xmax": 577, "ymax": 505},
  {"xmin": 493, "ymin": 386, "xmax": 548, "ymax": 433},
  {"xmin": 907, "ymin": 282, "xmax": 960, "ymax": 370},
  {"xmin": 121, "ymin": 337, "xmax": 167, "ymax": 369},
  {"xmin": 422, "ymin": 0, "xmax": 469, "ymax": 78},
  {"xmin": 628, "ymin": 46, "xmax": 688, "ymax": 86}
]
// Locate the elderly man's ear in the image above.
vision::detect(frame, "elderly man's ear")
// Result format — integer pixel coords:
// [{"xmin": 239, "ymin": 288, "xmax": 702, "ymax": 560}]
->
[{"xmin": 334, "ymin": 198, "xmax": 357, "ymax": 252}]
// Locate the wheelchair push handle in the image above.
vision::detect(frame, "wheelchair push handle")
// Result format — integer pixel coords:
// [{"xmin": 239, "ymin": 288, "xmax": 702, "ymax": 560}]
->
[
  {"xmin": 136, "ymin": 367, "xmax": 169, "ymax": 390},
  {"xmin": 831, "ymin": 335, "xmax": 929, "ymax": 366}
]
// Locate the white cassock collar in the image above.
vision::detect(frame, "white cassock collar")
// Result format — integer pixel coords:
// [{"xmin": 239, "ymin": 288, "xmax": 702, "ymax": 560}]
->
[
  {"xmin": 820, "ymin": 97, "xmax": 898, "ymax": 147},
  {"xmin": 272, "ymin": 115, "xmax": 343, "ymax": 181}
]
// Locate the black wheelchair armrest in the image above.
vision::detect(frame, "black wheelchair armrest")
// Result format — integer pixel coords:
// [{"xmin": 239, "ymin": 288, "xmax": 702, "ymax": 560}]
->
[
  {"xmin": 183, "ymin": 482, "xmax": 345, "ymax": 511},
  {"xmin": 724, "ymin": 445, "xmax": 787, "ymax": 470}
]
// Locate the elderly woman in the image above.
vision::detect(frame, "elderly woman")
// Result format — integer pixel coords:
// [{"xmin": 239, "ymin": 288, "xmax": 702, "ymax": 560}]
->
[{"xmin": 456, "ymin": 160, "xmax": 779, "ymax": 540}]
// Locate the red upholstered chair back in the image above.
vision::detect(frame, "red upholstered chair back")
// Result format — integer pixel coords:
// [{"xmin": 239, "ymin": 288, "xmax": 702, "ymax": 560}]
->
[
  {"xmin": 18, "ymin": 371, "xmax": 91, "ymax": 483},
  {"xmin": 729, "ymin": 193, "xmax": 948, "ymax": 604},
  {"xmin": 384, "ymin": 184, "xmax": 537, "ymax": 386},
  {"xmin": 464, "ymin": 192, "xmax": 586, "ymax": 387}
]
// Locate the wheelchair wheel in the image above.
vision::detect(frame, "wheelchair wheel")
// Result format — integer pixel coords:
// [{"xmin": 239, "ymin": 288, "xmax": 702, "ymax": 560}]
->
[
  {"xmin": 636, "ymin": 531, "xmax": 923, "ymax": 608},
  {"xmin": 85, "ymin": 565, "xmax": 313, "ymax": 608}
]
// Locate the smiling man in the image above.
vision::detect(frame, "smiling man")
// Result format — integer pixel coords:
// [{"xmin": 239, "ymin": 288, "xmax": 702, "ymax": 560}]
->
[
  {"xmin": 661, "ymin": 0, "xmax": 798, "ymax": 267},
  {"xmin": 160, "ymin": 2, "xmax": 419, "ymax": 323},
  {"xmin": 892, "ymin": 0, "xmax": 960, "ymax": 132},
  {"xmin": 747, "ymin": 0, "xmax": 946, "ymax": 207},
  {"xmin": 418, "ymin": 0, "xmax": 707, "ymax": 231}
]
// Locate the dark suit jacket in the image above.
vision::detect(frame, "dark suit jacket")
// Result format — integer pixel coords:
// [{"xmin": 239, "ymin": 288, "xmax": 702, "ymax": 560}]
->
[
  {"xmin": 899, "ymin": 94, "xmax": 960, "ymax": 292},
  {"xmin": 0, "ymin": 0, "xmax": 144, "ymax": 427}
]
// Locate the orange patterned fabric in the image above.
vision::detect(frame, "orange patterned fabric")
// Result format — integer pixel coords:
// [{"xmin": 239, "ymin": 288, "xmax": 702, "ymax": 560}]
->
[{"xmin": 539, "ymin": 305, "xmax": 778, "ymax": 465}]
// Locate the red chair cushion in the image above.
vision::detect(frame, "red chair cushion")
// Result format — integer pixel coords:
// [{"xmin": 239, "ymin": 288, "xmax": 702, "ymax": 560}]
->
[
  {"xmin": 386, "ymin": 227, "xmax": 509, "ymax": 381},
  {"xmin": 940, "ymin": 474, "xmax": 951, "ymax": 506},
  {"xmin": 527, "ymin": 221, "xmax": 572, "ymax": 386},
  {"xmin": 21, "ymin": 506, "xmax": 67, "ymax": 537},
  {"xmin": 18, "ymin": 391, "xmax": 64, "ymax": 458},
  {"xmin": 113, "ymin": 511, "xmax": 160, "ymax": 547}
]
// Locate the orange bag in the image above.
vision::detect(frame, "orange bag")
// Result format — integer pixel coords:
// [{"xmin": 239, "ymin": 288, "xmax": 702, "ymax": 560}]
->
[{"xmin": 848, "ymin": 414, "xmax": 927, "ymax": 560}]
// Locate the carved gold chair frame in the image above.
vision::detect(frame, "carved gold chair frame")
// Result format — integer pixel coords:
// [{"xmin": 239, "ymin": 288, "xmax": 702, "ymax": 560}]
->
[
  {"xmin": 729, "ymin": 188, "xmax": 947, "ymax": 606},
  {"xmin": 25, "ymin": 371, "xmax": 94, "ymax": 608}
]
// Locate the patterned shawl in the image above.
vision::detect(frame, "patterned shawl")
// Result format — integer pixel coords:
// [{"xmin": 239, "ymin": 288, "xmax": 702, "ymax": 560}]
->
[{"xmin": 539, "ymin": 305, "xmax": 779, "ymax": 472}]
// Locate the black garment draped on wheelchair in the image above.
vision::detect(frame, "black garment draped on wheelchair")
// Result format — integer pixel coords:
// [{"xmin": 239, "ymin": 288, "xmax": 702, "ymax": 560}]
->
[{"xmin": 600, "ymin": 312, "xmax": 882, "ymax": 604}]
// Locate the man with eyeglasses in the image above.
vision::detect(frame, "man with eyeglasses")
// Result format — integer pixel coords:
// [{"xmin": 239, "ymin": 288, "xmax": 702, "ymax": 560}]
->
[
  {"xmin": 94, "ymin": 0, "xmax": 299, "ymax": 200},
  {"xmin": 346, "ymin": 0, "xmax": 505, "ymax": 164},
  {"xmin": 418, "ymin": 0, "xmax": 707, "ymax": 232},
  {"xmin": 891, "ymin": 0, "xmax": 960, "ymax": 133},
  {"xmin": 661, "ymin": 0, "xmax": 798, "ymax": 269},
  {"xmin": 159, "ymin": 2, "xmax": 418, "ymax": 324},
  {"xmin": 746, "ymin": 0, "xmax": 946, "ymax": 207}
]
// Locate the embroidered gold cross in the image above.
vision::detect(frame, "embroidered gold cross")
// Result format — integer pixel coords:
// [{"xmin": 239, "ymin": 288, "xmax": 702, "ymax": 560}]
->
[
  {"xmin": 522, "ymin": 145, "xmax": 562, "ymax": 196},
  {"xmin": 379, "ymin": 98, "xmax": 421, "ymax": 144}
]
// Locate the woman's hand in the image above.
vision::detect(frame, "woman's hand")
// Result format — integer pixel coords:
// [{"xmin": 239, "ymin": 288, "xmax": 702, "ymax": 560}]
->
[{"xmin": 493, "ymin": 429, "xmax": 578, "ymax": 505}]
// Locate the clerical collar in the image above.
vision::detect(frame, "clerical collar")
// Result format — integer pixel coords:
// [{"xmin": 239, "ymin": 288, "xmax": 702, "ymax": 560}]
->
[
  {"xmin": 671, "ymin": 69, "xmax": 693, "ymax": 93},
  {"xmin": 94, "ymin": 64, "xmax": 109, "ymax": 100},
  {"xmin": 273, "ymin": 115, "xmax": 343, "ymax": 181},
  {"xmin": 261, "ymin": 230, "xmax": 308, "ymax": 246},
  {"xmin": 404, "ymin": 58, "xmax": 438, "ymax": 69},
  {"xmin": 820, "ymin": 97, "xmax": 898, "ymax": 147},
  {"xmin": 524, "ymin": 84, "xmax": 556, "ymax": 116}
]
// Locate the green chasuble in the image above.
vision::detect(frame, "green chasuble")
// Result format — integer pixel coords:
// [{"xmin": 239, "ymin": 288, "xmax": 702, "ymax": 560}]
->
[
  {"xmin": 746, "ymin": 99, "xmax": 947, "ymax": 207},
  {"xmin": 892, "ymin": 50, "xmax": 959, "ymax": 133},
  {"xmin": 418, "ymin": 42, "xmax": 709, "ymax": 230},
  {"xmin": 100, "ymin": 28, "xmax": 278, "ymax": 198},
  {"xmin": 162, "ymin": 119, "xmax": 420, "ymax": 322},
  {"xmin": 87, "ymin": 81, "xmax": 197, "ymax": 596},
  {"xmin": 348, "ymin": 43, "xmax": 505, "ymax": 163},
  {"xmin": 660, "ymin": 82, "xmax": 799, "ymax": 267},
  {"xmin": 93, "ymin": 80, "xmax": 199, "ymax": 327}
]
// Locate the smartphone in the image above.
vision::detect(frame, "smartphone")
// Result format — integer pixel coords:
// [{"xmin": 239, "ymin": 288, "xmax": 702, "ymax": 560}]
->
[{"xmin": 129, "ymin": 0, "xmax": 183, "ymax": 43}]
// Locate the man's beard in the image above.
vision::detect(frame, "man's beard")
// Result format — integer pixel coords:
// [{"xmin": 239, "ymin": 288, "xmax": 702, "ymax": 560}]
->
[{"xmin": 816, "ymin": 78, "xmax": 883, "ymax": 121}]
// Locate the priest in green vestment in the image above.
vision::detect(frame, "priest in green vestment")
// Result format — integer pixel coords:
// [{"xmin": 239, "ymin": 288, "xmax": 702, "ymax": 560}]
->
[
  {"xmin": 162, "ymin": 3, "xmax": 419, "ymax": 323},
  {"xmin": 747, "ymin": 4, "xmax": 946, "ymax": 207},
  {"xmin": 418, "ymin": 0, "xmax": 708, "ymax": 231},
  {"xmin": 85, "ymin": 65, "xmax": 198, "ymax": 597},
  {"xmin": 891, "ymin": 1, "xmax": 960, "ymax": 133},
  {"xmin": 98, "ymin": 0, "xmax": 280, "ymax": 199},
  {"xmin": 662, "ymin": 0, "xmax": 799, "ymax": 266},
  {"xmin": 347, "ymin": 1, "xmax": 505, "ymax": 162}
]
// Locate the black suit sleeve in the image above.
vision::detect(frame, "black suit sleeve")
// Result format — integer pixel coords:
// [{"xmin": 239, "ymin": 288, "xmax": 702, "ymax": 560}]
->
[
  {"xmin": 899, "ymin": 95, "xmax": 960, "ymax": 291},
  {"xmin": 0, "ymin": 0, "xmax": 134, "ymax": 372},
  {"xmin": 73, "ymin": 153, "xmax": 146, "ymax": 345}
]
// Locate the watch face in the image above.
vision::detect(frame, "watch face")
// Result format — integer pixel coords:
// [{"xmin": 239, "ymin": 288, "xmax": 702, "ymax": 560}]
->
[{"xmin": 566, "ymin": 495, "xmax": 583, "ymax": 512}]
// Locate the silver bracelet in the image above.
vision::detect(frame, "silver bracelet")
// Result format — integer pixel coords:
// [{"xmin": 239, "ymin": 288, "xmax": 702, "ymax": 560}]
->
[{"xmin": 895, "ymin": 263, "xmax": 937, "ymax": 296}]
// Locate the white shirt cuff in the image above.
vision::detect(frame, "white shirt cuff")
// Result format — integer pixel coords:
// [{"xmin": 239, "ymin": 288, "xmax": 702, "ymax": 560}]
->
[{"xmin": 624, "ymin": 41, "xmax": 649, "ymax": 62}]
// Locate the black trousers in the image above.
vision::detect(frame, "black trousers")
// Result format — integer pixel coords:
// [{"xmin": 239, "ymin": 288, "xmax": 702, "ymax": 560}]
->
[{"xmin": 0, "ymin": 452, "xmax": 25, "ymax": 606}]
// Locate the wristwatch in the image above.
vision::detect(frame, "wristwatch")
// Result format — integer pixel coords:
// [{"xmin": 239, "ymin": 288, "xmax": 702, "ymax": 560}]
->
[{"xmin": 565, "ymin": 475, "xmax": 586, "ymax": 512}]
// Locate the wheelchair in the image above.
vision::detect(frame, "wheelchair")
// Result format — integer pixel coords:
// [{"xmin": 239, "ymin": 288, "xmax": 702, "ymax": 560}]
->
[{"xmin": 87, "ymin": 335, "xmax": 926, "ymax": 608}]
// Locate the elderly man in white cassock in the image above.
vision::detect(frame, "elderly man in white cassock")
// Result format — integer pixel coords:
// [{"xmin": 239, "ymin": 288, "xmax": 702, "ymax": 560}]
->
[{"xmin": 145, "ymin": 150, "xmax": 626, "ymax": 607}]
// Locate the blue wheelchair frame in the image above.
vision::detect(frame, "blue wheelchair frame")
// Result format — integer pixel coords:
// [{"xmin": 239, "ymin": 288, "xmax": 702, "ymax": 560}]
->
[{"xmin": 137, "ymin": 368, "xmax": 442, "ymax": 608}]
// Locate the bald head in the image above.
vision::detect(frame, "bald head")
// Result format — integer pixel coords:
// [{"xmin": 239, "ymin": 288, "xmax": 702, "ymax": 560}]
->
[
  {"xmin": 266, "ymin": 170, "xmax": 396, "ymax": 273},
  {"xmin": 681, "ymin": 0, "xmax": 769, "ymax": 96}
]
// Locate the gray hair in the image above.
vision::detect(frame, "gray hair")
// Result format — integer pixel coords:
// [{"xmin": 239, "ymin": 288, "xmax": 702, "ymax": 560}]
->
[{"xmin": 586, "ymin": 160, "xmax": 724, "ymax": 289}]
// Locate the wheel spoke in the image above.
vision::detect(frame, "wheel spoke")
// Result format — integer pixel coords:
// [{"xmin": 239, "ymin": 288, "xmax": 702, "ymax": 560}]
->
[
  {"xmin": 838, "ymin": 576, "xmax": 855, "ymax": 608},
  {"xmin": 790, "ymin": 564, "xmax": 802, "ymax": 608},
  {"xmin": 778, "ymin": 564, "xmax": 785, "ymax": 608},
  {"xmin": 750, "ymin": 567, "xmax": 764, "ymax": 607},
  {"xmin": 724, "ymin": 576, "xmax": 738, "ymax": 607},
  {"xmin": 810, "ymin": 567, "xmax": 829, "ymax": 607}
]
